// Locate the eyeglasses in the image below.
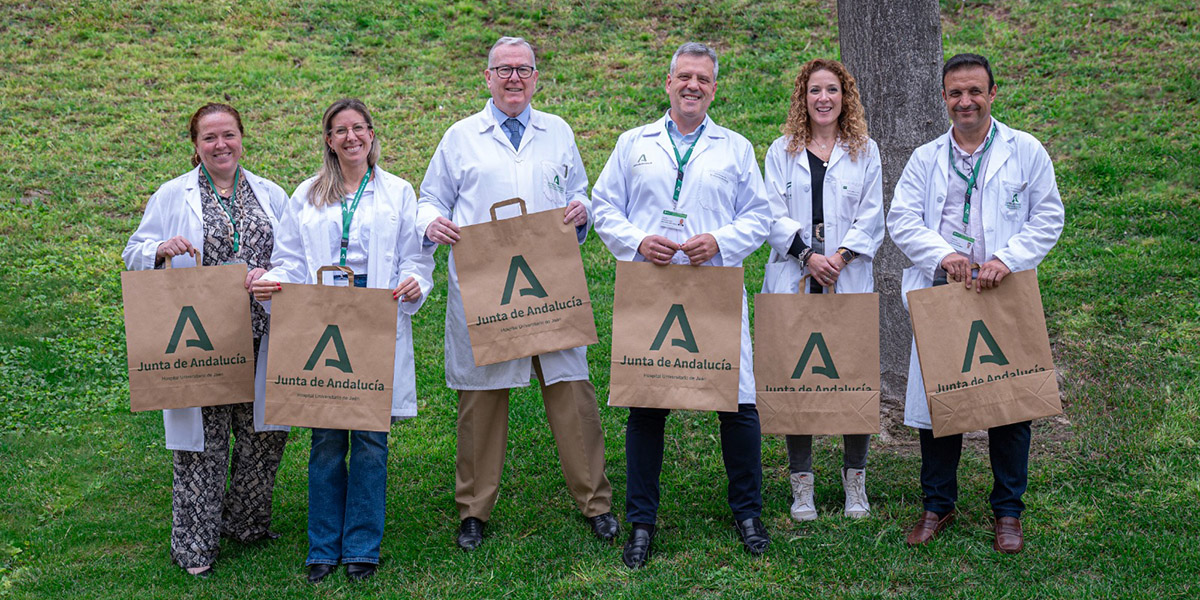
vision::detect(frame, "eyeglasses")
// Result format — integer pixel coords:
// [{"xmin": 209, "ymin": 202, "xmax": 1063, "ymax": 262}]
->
[
  {"xmin": 329, "ymin": 123, "xmax": 372, "ymax": 138},
  {"xmin": 488, "ymin": 65, "xmax": 536, "ymax": 79}
]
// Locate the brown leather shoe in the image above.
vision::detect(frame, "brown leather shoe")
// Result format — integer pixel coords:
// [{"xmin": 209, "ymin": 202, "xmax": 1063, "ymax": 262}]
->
[
  {"xmin": 906, "ymin": 510, "xmax": 955, "ymax": 546},
  {"xmin": 993, "ymin": 516, "xmax": 1024, "ymax": 554}
]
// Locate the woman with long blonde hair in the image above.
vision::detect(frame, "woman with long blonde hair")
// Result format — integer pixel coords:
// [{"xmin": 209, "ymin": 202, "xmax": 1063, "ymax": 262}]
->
[{"xmin": 252, "ymin": 98, "xmax": 433, "ymax": 583}]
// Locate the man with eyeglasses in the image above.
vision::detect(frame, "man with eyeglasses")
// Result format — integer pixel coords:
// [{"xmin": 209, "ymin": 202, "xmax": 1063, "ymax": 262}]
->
[{"xmin": 417, "ymin": 36, "xmax": 617, "ymax": 552}]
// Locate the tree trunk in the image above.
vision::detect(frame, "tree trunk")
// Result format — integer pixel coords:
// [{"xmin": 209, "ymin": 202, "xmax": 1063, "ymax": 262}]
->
[{"xmin": 837, "ymin": 0, "xmax": 946, "ymax": 436}]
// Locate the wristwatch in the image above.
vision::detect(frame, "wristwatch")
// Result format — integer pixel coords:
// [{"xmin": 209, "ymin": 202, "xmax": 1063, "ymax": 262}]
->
[{"xmin": 836, "ymin": 247, "xmax": 858, "ymax": 264}]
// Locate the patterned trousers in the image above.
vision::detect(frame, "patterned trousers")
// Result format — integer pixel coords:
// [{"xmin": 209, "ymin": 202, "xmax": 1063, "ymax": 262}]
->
[{"xmin": 170, "ymin": 402, "xmax": 288, "ymax": 568}]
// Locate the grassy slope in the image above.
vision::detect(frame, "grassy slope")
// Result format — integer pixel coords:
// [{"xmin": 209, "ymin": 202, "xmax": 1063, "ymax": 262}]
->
[{"xmin": 0, "ymin": 0, "xmax": 1197, "ymax": 597}]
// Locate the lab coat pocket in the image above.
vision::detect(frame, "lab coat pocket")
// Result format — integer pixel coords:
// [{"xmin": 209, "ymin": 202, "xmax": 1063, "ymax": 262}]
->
[
  {"xmin": 541, "ymin": 161, "xmax": 568, "ymax": 208},
  {"xmin": 699, "ymin": 167, "xmax": 736, "ymax": 213},
  {"xmin": 762, "ymin": 260, "xmax": 803, "ymax": 294},
  {"xmin": 1001, "ymin": 179, "xmax": 1029, "ymax": 221},
  {"xmin": 835, "ymin": 178, "xmax": 864, "ymax": 215}
]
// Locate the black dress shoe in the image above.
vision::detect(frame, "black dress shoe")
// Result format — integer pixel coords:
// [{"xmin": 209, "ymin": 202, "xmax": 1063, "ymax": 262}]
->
[
  {"xmin": 621, "ymin": 523, "xmax": 656, "ymax": 569},
  {"xmin": 457, "ymin": 517, "xmax": 485, "ymax": 551},
  {"xmin": 735, "ymin": 517, "xmax": 770, "ymax": 555},
  {"xmin": 346, "ymin": 562, "xmax": 377, "ymax": 581},
  {"xmin": 588, "ymin": 512, "xmax": 620, "ymax": 542},
  {"xmin": 307, "ymin": 563, "xmax": 336, "ymax": 584}
]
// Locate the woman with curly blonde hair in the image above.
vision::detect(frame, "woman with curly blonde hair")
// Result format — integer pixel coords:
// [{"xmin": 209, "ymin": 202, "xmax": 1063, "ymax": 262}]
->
[{"xmin": 761, "ymin": 58, "xmax": 884, "ymax": 522}]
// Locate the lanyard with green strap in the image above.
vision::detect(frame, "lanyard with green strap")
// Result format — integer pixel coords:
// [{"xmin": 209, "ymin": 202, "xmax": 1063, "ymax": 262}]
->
[
  {"xmin": 339, "ymin": 168, "xmax": 373, "ymax": 267},
  {"xmin": 949, "ymin": 122, "xmax": 998, "ymax": 226},
  {"xmin": 667, "ymin": 123, "xmax": 705, "ymax": 209},
  {"xmin": 200, "ymin": 164, "xmax": 241, "ymax": 252}
]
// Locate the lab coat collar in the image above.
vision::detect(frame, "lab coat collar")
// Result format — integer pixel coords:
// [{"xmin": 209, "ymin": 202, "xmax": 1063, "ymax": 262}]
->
[
  {"xmin": 941, "ymin": 118, "xmax": 1014, "ymax": 189},
  {"xmin": 646, "ymin": 113, "xmax": 722, "ymax": 167},
  {"xmin": 479, "ymin": 99, "xmax": 545, "ymax": 154}
]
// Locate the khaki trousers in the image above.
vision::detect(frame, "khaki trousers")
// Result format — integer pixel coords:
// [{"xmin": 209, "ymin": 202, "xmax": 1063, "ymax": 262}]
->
[{"xmin": 455, "ymin": 357, "xmax": 613, "ymax": 521}]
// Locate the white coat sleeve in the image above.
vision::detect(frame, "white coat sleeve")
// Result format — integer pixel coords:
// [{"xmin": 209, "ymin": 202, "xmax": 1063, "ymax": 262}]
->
[
  {"xmin": 764, "ymin": 139, "xmax": 803, "ymax": 257},
  {"xmin": 712, "ymin": 142, "xmax": 771, "ymax": 265},
  {"xmin": 416, "ymin": 131, "xmax": 459, "ymax": 243},
  {"xmin": 261, "ymin": 186, "xmax": 309, "ymax": 285},
  {"xmin": 887, "ymin": 150, "xmax": 956, "ymax": 278},
  {"xmin": 566, "ymin": 136, "xmax": 592, "ymax": 244},
  {"xmin": 394, "ymin": 182, "xmax": 435, "ymax": 316},
  {"xmin": 839, "ymin": 140, "xmax": 885, "ymax": 258},
  {"xmin": 991, "ymin": 138, "xmax": 1064, "ymax": 272},
  {"xmin": 123, "ymin": 185, "xmax": 173, "ymax": 271},
  {"xmin": 592, "ymin": 135, "xmax": 651, "ymax": 261}
]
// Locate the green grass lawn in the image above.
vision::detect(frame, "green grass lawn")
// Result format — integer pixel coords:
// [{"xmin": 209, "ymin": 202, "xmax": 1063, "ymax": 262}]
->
[{"xmin": 1, "ymin": 0, "xmax": 1197, "ymax": 598}]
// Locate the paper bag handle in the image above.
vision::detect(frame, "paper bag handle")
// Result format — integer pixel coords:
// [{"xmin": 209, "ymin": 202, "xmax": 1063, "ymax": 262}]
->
[
  {"xmin": 800, "ymin": 274, "xmax": 837, "ymax": 294},
  {"xmin": 316, "ymin": 265, "xmax": 355, "ymax": 286},
  {"xmin": 162, "ymin": 251, "xmax": 202, "ymax": 269},
  {"xmin": 489, "ymin": 198, "xmax": 528, "ymax": 221}
]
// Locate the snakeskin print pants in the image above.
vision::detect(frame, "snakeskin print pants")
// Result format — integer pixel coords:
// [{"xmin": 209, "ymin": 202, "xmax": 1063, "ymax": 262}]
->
[{"xmin": 170, "ymin": 402, "xmax": 288, "ymax": 568}]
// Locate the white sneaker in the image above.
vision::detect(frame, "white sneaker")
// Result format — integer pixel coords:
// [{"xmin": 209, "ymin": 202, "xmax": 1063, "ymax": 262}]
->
[
  {"xmin": 842, "ymin": 468, "xmax": 870, "ymax": 518},
  {"xmin": 789, "ymin": 472, "xmax": 817, "ymax": 521}
]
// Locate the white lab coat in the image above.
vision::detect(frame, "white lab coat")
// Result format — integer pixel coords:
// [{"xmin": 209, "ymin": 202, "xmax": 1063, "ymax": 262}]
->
[
  {"xmin": 762, "ymin": 135, "xmax": 884, "ymax": 295},
  {"xmin": 122, "ymin": 166, "xmax": 291, "ymax": 451},
  {"xmin": 887, "ymin": 119, "xmax": 1064, "ymax": 429},
  {"xmin": 416, "ymin": 101, "xmax": 592, "ymax": 390},
  {"xmin": 260, "ymin": 168, "xmax": 434, "ymax": 418},
  {"xmin": 592, "ymin": 114, "xmax": 771, "ymax": 404}
]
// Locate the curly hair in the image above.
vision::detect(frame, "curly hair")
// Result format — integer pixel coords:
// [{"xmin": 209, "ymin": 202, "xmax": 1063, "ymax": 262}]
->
[{"xmin": 782, "ymin": 59, "xmax": 870, "ymax": 160}]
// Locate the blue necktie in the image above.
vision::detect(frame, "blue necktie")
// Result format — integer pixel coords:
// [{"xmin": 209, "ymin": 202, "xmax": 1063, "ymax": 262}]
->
[{"xmin": 503, "ymin": 117, "xmax": 523, "ymax": 151}]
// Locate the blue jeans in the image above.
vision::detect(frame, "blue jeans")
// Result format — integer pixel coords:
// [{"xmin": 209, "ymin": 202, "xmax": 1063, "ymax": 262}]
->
[
  {"xmin": 306, "ymin": 428, "xmax": 389, "ymax": 565},
  {"xmin": 918, "ymin": 421, "xmax": 1031, "ymax": 519},
  {"xmin": 625, "ymin": 404, "xmax": 763, "ymax": 525}
]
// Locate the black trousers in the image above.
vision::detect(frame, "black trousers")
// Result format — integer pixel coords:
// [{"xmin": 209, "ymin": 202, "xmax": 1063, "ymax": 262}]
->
[
  {"xmin": 625, "ymin": 404, "xmax": 763, "ymax": 525},
  {"xmin": 918, "ymin": 421, "xmax": 1031, "ymax": 519}
]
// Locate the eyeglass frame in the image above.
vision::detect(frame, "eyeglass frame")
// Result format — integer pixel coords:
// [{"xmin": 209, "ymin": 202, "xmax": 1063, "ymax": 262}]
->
[
  {"xmin": 328, "ymin": 122, "xmax": 373, "ymax": 138},
  {"xmin": 487, "ymin": 65, "xmax": 536, "ymax": 79}
]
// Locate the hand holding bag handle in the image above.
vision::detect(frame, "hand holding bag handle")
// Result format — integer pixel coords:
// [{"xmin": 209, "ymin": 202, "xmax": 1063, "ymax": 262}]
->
[
  {"xmin": 799, "ymin": 274, "xmax": 837, "ymax": 294},
  {"xmin": 488, "ymin": 197, "xmax": 528, "ymax": 222},
  {"xmin": 161, "ymin": 251, "xmax": 202, "ymax": 269}
]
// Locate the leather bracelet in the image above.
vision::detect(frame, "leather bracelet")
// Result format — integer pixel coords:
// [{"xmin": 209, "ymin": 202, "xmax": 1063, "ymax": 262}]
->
[{"xmin": 799, "ymin": 247, "xmax": 815, "ymax": 266}]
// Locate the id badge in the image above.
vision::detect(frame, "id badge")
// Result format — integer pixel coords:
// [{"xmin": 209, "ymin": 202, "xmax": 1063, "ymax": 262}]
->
[
  {"xmin": 949, "ymin": 231, "xmax": 974, "ymax": 254},
  {"xmin": 660, "ymin": 209, "xmax": 687, "ymax": 231},
  {"xmin": 221, "ymin": 259, "xmax": 246, "ymax": 266}
]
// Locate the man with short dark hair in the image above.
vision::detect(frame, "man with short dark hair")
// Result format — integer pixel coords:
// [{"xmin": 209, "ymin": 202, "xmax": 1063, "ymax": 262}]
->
[
  {"xmin": 887, "ymin": 53, "xmax": 1064, "ymax": 554},
  {"xmin": 417, "ymin": 36, "xmax": 617, "ymax": 552},
  {"xmin": 592, "ymin": 42, "xmax": 772, "ymax": 568}
]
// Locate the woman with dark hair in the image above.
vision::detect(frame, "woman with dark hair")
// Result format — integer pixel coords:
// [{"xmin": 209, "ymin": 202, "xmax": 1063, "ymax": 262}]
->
[
  {"xmin": 123, "ymin": 103, "xmax": 291, "ymax": 577},
  {"xmin": 252, "ymin": 98, "xmax": 433, "ymax": 583},
  {"xmin": 762, "ymin": 59, "xmax": 884, "ymax": 521}
]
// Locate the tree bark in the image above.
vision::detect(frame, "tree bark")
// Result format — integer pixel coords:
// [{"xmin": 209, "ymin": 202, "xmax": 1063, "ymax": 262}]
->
[{"xmin": 837, "ymin": 0, "xmax": 946, "ymax": 435}]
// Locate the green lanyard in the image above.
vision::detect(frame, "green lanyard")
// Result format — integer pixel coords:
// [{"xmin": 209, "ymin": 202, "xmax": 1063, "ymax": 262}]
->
[
  {"xmin": 200, "ymin": 164, "xmax": 241, "ymax": 252},
  {"xmin": 949, "ymin": 122, "xmax": 998, "ymax": 226},
  {"xmin": 339, "ymin": 168, "xmax": 373, "ymax": 267},
  {"xmin": 667, "ymin": 123, "xmax": 706, "ymax": 209}
]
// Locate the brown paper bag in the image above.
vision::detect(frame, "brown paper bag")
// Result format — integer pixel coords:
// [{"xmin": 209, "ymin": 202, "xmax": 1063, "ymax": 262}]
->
[
  {"xmin": 453, "ymin": 198, "xmax": 598, "ymax": 366},
  {"xmin": 121, "ymin": 257, "xmax": 257, "ymax": 411},
  {"xmin": 908, "ymin": 269, "xmax": 1061, "ymax": 437},
  {"xmin": 609, "ymin": 261, "xmax": 743, "ymax": 411},
  {"xmin": 755, "ymin": 275, "xmax": 881, "ymax": 435},
  {"xmin": 264, "ymin": 266, "xmax": 398, "ymax": 432}
]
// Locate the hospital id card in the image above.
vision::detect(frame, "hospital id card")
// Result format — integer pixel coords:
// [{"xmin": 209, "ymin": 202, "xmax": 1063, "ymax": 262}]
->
[
  {"xmin": 949, "ymin": 231, "xmax": 975, "ymax": 254},
  {"xmin": 660, "ymin": 210, "xmax": 688, "ymax": 231}
]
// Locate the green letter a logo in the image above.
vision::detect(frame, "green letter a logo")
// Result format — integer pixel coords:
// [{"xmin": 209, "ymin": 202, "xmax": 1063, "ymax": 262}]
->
[
  {"xmin": 303, "ymin": 325, "xmax": 353, "ymax": 373},
  {"xmin": 961, "ymin": 320, "xmax": 1009, "ymax": 373},
  {"xmin": 790, "ymin": 332, "xmax": 839, "ymax": 379},
  {"xmin": 500, "ymin": 255, "xmax": 548, "ymax": 305},
  {"xmin": 649, "ymin": 304, "xmax": 699, "ymax": 353},
  {"xmin": 165, "ymin": 306, "xmax": 214, "ymax": 354}
]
